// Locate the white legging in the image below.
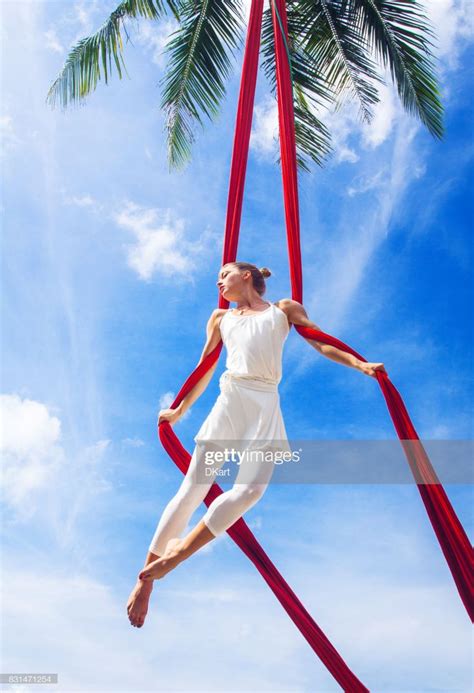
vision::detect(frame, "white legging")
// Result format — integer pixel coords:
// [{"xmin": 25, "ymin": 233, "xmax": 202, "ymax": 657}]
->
[{"xmin": 148, "ymin": 443, "xmax": 274, "ymax": 556}]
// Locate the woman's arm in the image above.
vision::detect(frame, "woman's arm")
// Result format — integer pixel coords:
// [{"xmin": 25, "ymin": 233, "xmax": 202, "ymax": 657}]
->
[
  {"xmin": 158, "ymin": 309, "xmax": 225, "ymax": 425},
  {"xmin": 281, "ymin": 299, "xmax": 386, "ymax": 378}
]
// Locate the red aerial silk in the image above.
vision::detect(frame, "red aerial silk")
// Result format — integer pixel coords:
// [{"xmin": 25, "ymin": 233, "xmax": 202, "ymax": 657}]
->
[{"xmin": 159, "ymin": 0, "xmax": 473, "ymax": 688}]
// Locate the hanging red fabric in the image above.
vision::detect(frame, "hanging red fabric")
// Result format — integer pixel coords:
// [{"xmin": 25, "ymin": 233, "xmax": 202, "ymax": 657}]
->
[
  {"xmin": 159, "ymin": 1, "xmax": 369, "ymax": 689},
  {"xmin": 270, "ymin": 0, "xmax": 473, "ymax": 622},
  {"xmin": 158, "ymin": 0, "xmax": 473, "ymax": 688}
]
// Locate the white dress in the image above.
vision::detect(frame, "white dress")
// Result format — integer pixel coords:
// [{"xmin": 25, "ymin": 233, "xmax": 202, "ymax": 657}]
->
[
  {"xmin": 194, "ymin": 301, "xmax": 290, "ymax": 445},
  {"xmin": 148, "ymin": 302, "xmax": 291, "ymax": 553}
]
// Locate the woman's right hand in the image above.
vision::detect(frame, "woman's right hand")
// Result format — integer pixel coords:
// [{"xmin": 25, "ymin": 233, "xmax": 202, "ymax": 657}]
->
[{"xmin": 157, "ymin": 406, "xmax": 183, "ymax": 426}]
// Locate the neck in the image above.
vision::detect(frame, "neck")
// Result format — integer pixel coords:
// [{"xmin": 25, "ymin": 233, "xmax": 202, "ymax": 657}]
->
[{"xmin": 235, "ymin": 297, "xmax": 267, "ymax": 310}]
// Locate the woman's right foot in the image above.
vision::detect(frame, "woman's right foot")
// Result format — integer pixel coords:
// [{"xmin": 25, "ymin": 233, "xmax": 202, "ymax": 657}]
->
[
  {"xmin": 127, "ymin": 541, "xmax": 182, "ymax": 626},
  {"xmin": 127, "ymin": 579, "xmax": 153, "ymax": 628}
]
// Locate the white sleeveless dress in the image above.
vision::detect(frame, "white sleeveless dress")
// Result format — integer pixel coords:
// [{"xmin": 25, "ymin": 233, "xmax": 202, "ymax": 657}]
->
[
  {"xmin": 148, "ymin": 302, "xmax": 292, "ymax": 553},
  {"xmin": 193, "ymin": 302, "xmax": 291, "ymax": 447}
]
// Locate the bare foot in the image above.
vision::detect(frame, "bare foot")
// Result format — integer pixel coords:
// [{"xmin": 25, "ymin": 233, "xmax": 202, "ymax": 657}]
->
[
  {"xmin": 127, "ymin": 579, "xmax": 153, "ymax": 628},
  {"xmin": 138, "ymin": 538, "xmax": 183, "ymax": 582}
]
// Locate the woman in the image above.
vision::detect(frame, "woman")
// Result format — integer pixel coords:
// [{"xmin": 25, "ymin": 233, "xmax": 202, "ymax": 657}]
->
[{"xmin": 127, "ymin": 261, "xmax": 386, "ymax": 627}]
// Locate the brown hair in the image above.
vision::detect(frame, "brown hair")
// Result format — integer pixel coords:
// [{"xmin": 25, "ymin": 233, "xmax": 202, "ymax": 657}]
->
[{"xmin": 224, "ymin": 261, "xmax": 272, "ymax": 296}]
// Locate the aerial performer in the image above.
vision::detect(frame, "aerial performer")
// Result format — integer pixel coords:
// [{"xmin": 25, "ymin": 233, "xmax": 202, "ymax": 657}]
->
[{"xmin": 126, "ymin": 261, "xmax": 386, "ymax": 628}]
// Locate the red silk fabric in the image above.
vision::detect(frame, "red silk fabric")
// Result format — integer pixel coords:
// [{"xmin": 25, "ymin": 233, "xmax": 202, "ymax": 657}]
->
[
  {"xmin": 270, "ymin": 0, "xmax": 472, "ymax": 623},
  {"xmin": 158, "ymin": 0, "xmax": 473, "ymax": 688}
]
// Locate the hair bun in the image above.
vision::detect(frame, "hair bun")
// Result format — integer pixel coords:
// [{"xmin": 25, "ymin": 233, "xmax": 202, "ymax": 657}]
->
[{"xmin": 259, "ymin": 267, "xmax": 271, "ymax": 279}]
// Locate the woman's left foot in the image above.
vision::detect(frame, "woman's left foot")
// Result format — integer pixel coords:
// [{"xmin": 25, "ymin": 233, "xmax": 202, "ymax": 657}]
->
[{"xmin": 138, "ymin": 538, "xmax": 183, "ymax": 581}]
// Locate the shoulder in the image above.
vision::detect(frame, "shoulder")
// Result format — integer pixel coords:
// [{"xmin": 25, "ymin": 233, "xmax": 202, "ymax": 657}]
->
[
  {"xmin": 210, "ymin": 308, "xmax": 228, "ymax": 318},
  {"xmin": 208, "ymin": 307, "xmax": 229, "ymax": 328},
  {"xmin": 204, "ymin": 308, "xmax": 229, "ymax": 339},
  {"xmin": 274, "ymin": 298, "xmax": 304, "ymax": 315},
  {"xmin": 274, "ymin": 298, "xmax": 300, "ymax": 329},
  {"xmin": 275, "ymin": 299, "xmax": 314, "ymax": 329}
]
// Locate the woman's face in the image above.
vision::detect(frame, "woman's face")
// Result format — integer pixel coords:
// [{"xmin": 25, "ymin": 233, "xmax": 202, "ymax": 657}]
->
[{"xmin": 216, "ymin": 265, "xmax": 249, "ymax": 300}]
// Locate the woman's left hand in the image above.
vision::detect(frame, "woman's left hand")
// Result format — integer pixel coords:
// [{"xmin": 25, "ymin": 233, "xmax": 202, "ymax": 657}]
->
[{"xmin": 358, "ymin": 361, "xmax": 387, "ymax": 378}]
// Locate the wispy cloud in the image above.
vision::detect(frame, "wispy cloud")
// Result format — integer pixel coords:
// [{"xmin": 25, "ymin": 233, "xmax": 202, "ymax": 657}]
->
[
  {"xmin": 2, "ymin": 485, "xmax": 471, "ymax": 691},
  {"xmin": 159, "ymin": 391, "xmax": 192, "ymax": 421},
  {"xmin": 60, "ymin": 190, "xmax": 104, "ymax": 212},
  {"xmin": 0, "ymin": 562, "xmax": 320, "ymax": 691},
  {"xmin": 44, "ymin": 27, "xmax": 63, "ymax": 53},
  {"xmin": 0, "ymin": 393, "xmax": 112, "ymax": 552},
  {"xmin": 250, "ymin": 95, "xmax": 279, "ymax": 159},
  {"xmin": 114, "ymin": 201, "xmax": 214, "ymax": 282},
  {"xmin": 424, "ymin": 0, "xmax": 474, "ymax": 70},
  {"xmin": 284, "ymin": 119, "xmax": 425, "ymax": 383},
  {"xmin": 122, "ymin": 437, "xmax": 145, "ymax": 448},
  {"xmin": 70, "ymin": 0, "xmax": 102, "ymax": 43},
  {"xmin": 0, "ymin": 394, "xmax": 64, "ymax": 520},
  {"xmin": 347, "ymin": 168, "xmax": 386, "ymax": 197},
  {"xmin": 0, "ymin": 114, "xmax": 21, "ymax": 156},
  {"xmin": 135, "ymin": 18, "xmax": 178, "ymax": 69},
  {"xmin": 361, "ymin": 82, "xmax": 396, "ymax": 148}
]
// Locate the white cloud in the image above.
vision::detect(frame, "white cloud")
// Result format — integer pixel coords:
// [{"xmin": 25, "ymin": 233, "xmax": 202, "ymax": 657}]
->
[
  {"xmin": 347, "ymin": 168, "xmax": 386, "ymax": 197},
  {"xmin": 61, "ymin": 191, "xmax": 102, "ymax": 210},
  {"xmin": 361, "ymin": 82, "xmax": 397, "ymax": 148},
  {"xmin": 322, "ymin": 80, "xmax": 399, "ymax": 166},
  {"xmin": 250, "ymin": 96, "xmax": 279, "ymax": 159},
  {"xmin": 2, "ymin": 488, "xmax": 471, "ymax": 692},
  {"xmin": 337, "ymin": 146, "xmax": 360, "ymax": 164},
  {"xmin": 1, "ymin": 394, "xmax": 61, "ymax": 457},
  {"xmin": 44, "ymin": 28, "xmax": 63, "ymax": 53},
  {"xmin": 286, "ymin": 118, "xmax": 424, "ymax": 381},
  {"xmin": 135, "ymin": 18, "xmax": 178, "ymax": 69},
  {"xmin": 71, "ymin": 0, "xmax": 100, "ymax": 37},
  {"xmin": 0, "ymin": 394, "xmax": 64, "ymax": 517},
  {"xmin": 0, "ymin": 394, "xmax": 112, "ymax": 542},
  {"xmin": 0, "ymin": 115, "xmax": 21, "ymax": 155},
  {"xmin": 158, "ymin": 390, "xmax": 192, "ymax": 421},
  {"xmin": 424, "ymin": 0, "xmax": 474, "ymax": 69},
  {"xmin": 159, "ymin": 390, "xmax": 175, "ymax": 410},
  {"xmin": 321, "ymin": 103, "xmax": 362, "ymax": 165},
  {"xmin": 60, "ymin": 194, "xmax": 216, "ymax": 281},
  {"xmin": 122, "ymin": 437, "xmax": 145, "ymax": 448},
  {"xmin": 114, "ymin": 201, "xmax": 203, "ymax": 282},
  {"xmin": 0, "ymin": 563, "xmax": 319, "ymax": 691}
]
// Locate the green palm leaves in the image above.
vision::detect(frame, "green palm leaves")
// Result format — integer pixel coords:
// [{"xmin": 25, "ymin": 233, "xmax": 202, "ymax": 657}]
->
[
  {"xmin": 46, "ymin": 1, "xmax": 182, "ymax": 107},
  {"xmin": 159, "ymin": 0, "xmax": 245, "ymax": 168},
  {"xmin": 47, "ymin": 0, "xmax": 443, "ymax": 171},
  {"xmin": 353, "ymin": 0, "xmax": 443, "ymax": 137}
]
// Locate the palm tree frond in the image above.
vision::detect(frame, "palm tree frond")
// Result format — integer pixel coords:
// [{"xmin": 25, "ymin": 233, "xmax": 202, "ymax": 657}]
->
[
  {"xmin": 297, "ymin": 0, "xmax": 381, "ymax": 122},
  {"xmin": 261, "ymin": 4, "xmax": 333, "ymax": 171},
  {"xmin": 353, "ymin": 0, "xmax": 444, "ymax": 137},
  {"xmin": 46, "ymin": 0, "xmax": 180, "ymax": 108},
  {"xmin": 292, "ymin": 92, "xmax": 333, "ymax": 169},
  {"xmin": 160, "ymin": 0, "xmax": 245, "ymax": 169}
]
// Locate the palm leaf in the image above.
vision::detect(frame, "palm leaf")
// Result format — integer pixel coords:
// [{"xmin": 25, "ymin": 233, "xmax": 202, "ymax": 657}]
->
[
  {"xmin": 159, "ymin": 0, "xmax": 245, "ymax": 169},
  {"xmin": 293, "ymin": 91, "xmax": 333, "ymax": 170},
  {"xmin": 353, "ymin": 0, "xmax": 444, "ymax": 137},
  {"xmin": 261, "ymin": 3, "xmax": 333, "ymax": 170},
  {"xmin": 297, "ymin": 0, "xmax": 381, "ymax": 121},
  {"xmin": 46, "ymin": 0, "xmax": 181, "ymax": 108}
]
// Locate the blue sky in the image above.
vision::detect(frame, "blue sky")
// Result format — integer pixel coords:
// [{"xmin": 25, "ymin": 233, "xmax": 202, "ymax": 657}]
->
[{"xmin": 1, "ymin": 1, "xmax": 473, "ymax": 691}]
